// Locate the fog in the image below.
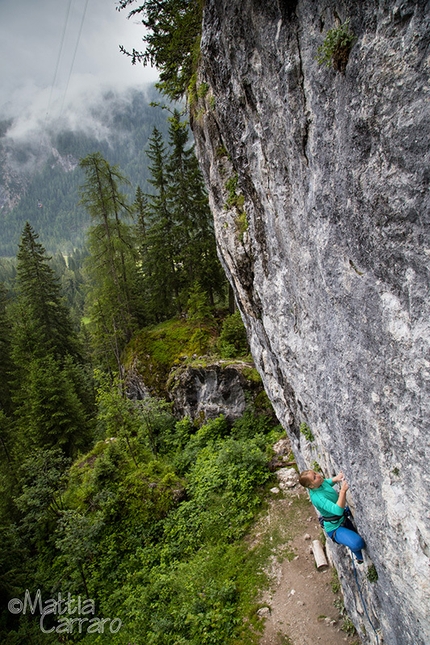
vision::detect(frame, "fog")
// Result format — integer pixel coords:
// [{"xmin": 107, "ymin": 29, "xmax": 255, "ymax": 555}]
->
[{"xmin": 0, "ymin": 0, "xmax": 159, "ymax": 142}]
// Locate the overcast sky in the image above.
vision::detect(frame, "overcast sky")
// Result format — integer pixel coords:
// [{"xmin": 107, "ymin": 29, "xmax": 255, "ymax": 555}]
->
[{"xmin": 0, "ymin": 0, "xmax": 158, "ymax": 135}]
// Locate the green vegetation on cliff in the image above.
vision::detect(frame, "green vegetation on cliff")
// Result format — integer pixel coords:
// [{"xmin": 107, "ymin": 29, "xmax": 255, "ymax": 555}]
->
[{"xmin": 0, "ymin": 102, "xmax": 287, "ymax": 644}]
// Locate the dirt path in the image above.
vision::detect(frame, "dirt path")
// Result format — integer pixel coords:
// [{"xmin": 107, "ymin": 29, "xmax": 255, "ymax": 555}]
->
[{"xmin": 254, "ymin": 485, "xmax": 360, "ymax": 645}]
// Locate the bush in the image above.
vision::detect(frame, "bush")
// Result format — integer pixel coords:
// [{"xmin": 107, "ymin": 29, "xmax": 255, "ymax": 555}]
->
[
  {"xmin": 218, "ymin": 311, "xmax": 249, "ymax": 358},
  {"xmin": 10, "ymin": 404, "xmax": 280, "ymax": 645},
  {"xmin": 300, "ymin": 422, "xmax": 314, "ymax": 442},
  {"xmin": 317, "ymin": 20, "xmax": 356, "ymax": 72}
]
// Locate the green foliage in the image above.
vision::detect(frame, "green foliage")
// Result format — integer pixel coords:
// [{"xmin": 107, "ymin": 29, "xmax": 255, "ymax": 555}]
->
[
  {"xmin": 367, "ymin": 564, "xmax": 378, "ymax": 583},
  {"xmin": 236, "ymin": 209, "xmax": 249, "ymax": 239},
  {"xmin": 125, "ymin": 317, "xmax": 216, "ymax": 395},
  {"xmin": 187, "ymin": 282, "xmax": 215, "ymax": 326},
  {"xmin": 241, "ymin": 367, "xmax": 261, "ymax": 383},
  {"xmin": 317, "ymin": 19, "xmax": 356, "ymax": 72},
  {"xmin": 218, "ymin": 310, "xmax": 250, "ymax": 358},
  {"xmin": 50, "ymin": 247, "xmax": 88, "ymax": 324},
  {"xmin": 225, "ymin": 173, "xmax": 245, "ymax": 212},
  {"xmin": 14, "ymin": 449, "xmax": 70, "ymax": 542},
  {"xmin": 12, "ymin": 354, "xmax": 91, "ymax": 457},
  {"xmin": 42, "ymin": 403, "xmax": 273, "ymax": 645},
  {"xmin": 331, "ymin": 567, "xmax": 341, "ymax": 593},
  {"xmin": 140, "ymin": 113, "xmax": 226, "ymax": 322},
  {"xmin": 8, "ymin": 224, "xmax": 94, "ymax": 459},
  {"xmin": 311, "ymin": 460, "xmax": 322, "ymax": 472},
  {"xmin": 0, "ymin": 283, "xmax": 13, "ymax": 413},
  {"xmin": 0, "ymin": 397, "xmax": 280, "ymax": 644},
  {"xmin": 224, "ymin": 174, "xmax": 248, "ymax": 240},
  {"xmin": 118, "ymin": 0, "xmax": 203, "ymax": 100},
  {"xmin": 0, "ymin": 316, "xmax": 278, "ymax": 645},
  {"xmin": 197, "ymin": 82, "xmax": 209, "ymax": 98},
  {"xmin": 341, "ymin": 616, "xmax": 356, "ymax": 636},
  {"xmin": 13, "ymin": 222, "xmax": 81, "ymax": 362},
  {"xmin": 80, "ymin": 153, "xmax": 142, "ymax": 371},
  {"xmin": 300, "ymin": 422, "xmax": 314, "ymax": 442}
]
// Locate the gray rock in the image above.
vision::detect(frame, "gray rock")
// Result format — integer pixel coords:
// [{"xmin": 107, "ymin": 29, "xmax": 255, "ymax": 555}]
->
[
  {"xmin": 192, "ymin": 1, "xmax": 430, "ymax": 643},
  {"xmin": 276, "ymin": 467, "xmax": 299, "ymax": 489},
  {"xmin": 257, "ymin": 606, "xmax": 271, "ymax": 619},
  {"xmin": 124, "ymin": 359, "xmax": 151, "ymax": 400},
  {"xmin": 272, "ymin": 437, "xmax": 292, "ymax": 457},
  {"xmin": 168, "ymin": 362, "xmax": 263, "ymax": 423}
]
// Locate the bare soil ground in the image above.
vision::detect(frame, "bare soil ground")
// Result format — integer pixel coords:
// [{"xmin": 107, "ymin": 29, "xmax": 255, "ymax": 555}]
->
[{"xmin": 253, "ymin": 486, "xmax": 360, "ymax": 645}]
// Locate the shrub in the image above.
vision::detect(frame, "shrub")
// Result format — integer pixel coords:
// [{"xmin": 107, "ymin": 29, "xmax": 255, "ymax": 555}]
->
[
  {"xmin": 300, "ymin": 422, "xmax": 314, "ymax": 442},
  {"xmin": 317, "ymin": 20, "xmax": 356, "ymax": 72},
  {"xmin": 367, "ymin": 564, "xmax": 378, "ymax": 583},
  {"xmin": 218, "ymin": 311, "xmax": 249, "ymax": 358}
]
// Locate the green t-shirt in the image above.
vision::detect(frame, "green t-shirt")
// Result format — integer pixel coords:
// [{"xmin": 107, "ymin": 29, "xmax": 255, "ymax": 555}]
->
[{"xmin": 309, "ymin": 478, "xmax": 344, "ymax": 532}]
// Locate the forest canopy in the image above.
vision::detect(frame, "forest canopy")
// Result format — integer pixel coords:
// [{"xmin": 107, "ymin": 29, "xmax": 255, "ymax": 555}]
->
[{"xmin": 0, "ymin": 109, "xmax": 286, "ymax": 644}]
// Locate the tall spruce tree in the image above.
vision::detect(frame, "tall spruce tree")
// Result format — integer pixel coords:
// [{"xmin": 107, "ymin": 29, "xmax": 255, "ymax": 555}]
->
[
  {"xmin": 80, "ymin": 153, "xmax": 141, "ymax": 373},
  {"xmin": 13, "ymin": 222, "xmax": 80, "ymax": 363},
  {"xmin": 10, "ymin": 224, "xmax": 93, "ymax": 458},
  {"xmin": 141, "ymin": 127, "xmax": 180, "ymax": 320},
  {"xmin": 0, "ymin": 284, "xmax": 12, "ymax": 415},
  {"xmin": 166, "ymin": 110, "xmax": 225, "ymax": 306},
  {"xmin": 139, "ymin": 117, "xmax": 226, "ymax": 321}
]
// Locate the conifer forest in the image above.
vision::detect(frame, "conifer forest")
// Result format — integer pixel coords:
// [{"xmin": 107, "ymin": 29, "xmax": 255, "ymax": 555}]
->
[{"xmin": 0, "ymin": 106, "xmax": 283, "ymax": 644}]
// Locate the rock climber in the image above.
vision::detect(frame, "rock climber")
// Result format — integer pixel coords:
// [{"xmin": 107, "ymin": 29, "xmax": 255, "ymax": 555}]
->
[{"xmin": 299, "ymin": 469, "xmax": 365, "ymax": 563}]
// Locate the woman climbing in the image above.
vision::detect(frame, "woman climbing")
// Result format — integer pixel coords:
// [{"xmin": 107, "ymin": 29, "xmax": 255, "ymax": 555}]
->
[{"xmin": 299, "ymin": 470, "xmax": 365, "ymax": 563}]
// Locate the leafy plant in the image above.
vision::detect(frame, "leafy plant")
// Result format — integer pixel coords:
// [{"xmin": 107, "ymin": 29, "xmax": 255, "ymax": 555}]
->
[
  {"xmin": 331, "ymin": 568, "xmax": 341, "ymax": 593},
  {"xmin": 300, "ymin": 422, "xmax": 314, "ymax": 442},
  {"xmin": 341, "ymin": 616, "xmax": 356, "ymax": 636},
  {"xmin": 225, "ymin": 174, "xmax": 247, "ymax": 241},
  {"xmin": 317, "ymin": 19, "xmax": 356, "ymax": 72},
  {"xmin": 218, "ymin": 310, "xmax": 250, "ymax": 358},
  {"xmin": 367, "ymin": 564, "xmax": 379, "ymax": 583}
]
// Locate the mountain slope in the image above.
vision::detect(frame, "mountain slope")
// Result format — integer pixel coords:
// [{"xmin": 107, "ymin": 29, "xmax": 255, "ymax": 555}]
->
[{"xmin": 0, "ymin": 85, "xmax": 174, "ymax": 255}]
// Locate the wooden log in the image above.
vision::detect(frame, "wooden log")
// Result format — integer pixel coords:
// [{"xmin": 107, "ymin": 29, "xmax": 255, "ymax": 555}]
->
[{"xmin": 312, "ymin": 539, "xmax": 328, "ymax": 569}]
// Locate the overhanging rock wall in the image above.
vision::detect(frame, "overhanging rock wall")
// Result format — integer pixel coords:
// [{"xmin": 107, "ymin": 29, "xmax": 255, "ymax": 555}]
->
[{"xmin": 191, "ymin": 1, "xmax": 430, "ymax": 643}]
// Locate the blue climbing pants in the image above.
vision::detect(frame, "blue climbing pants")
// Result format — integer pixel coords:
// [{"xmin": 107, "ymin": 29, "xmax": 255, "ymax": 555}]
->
[{"xmin": 326, "ymin": 518, "xmax": 365, "ymax": 561}]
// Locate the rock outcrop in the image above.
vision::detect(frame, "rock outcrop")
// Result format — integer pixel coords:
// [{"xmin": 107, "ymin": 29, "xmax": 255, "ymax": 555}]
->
[
  {"xmin": 192, "ymin": 1, "xmax": 430, "ymax": 643},
  {"xmin": 168, "ymin": 361, "xmax": 264, "ymax": 423}
]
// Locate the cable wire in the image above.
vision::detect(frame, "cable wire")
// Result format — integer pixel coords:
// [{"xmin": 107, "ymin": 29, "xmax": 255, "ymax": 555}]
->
[
  {"xmin": 47, "ymin": 0, "xmax": 73, "ymax": 119},
  {"xmin": 60, "ymin": 0, "xmax": 91, "ymax": 116}
]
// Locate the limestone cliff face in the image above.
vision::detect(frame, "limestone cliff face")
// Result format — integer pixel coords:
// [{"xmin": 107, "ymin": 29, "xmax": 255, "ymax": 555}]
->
[{"xmin": 191, "ymin": 1, "xmax": 430, "ymax": 643}]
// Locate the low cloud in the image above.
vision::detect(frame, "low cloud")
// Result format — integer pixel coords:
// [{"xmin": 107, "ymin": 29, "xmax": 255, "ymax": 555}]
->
[{"xmin": 0, "ymin": 0, "xmax": 158, "ymax": 141}]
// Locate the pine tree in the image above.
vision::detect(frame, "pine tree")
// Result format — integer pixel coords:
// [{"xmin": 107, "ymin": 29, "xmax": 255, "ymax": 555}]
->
[
  {"xmin": 0, "ymin": 284, "xmax": 12, "ymax": 415},
  {"xmin": 13, "ymin": 355, "xmax": 89, "ymax": 457},
  {"xmin": 141, "ymin": 127, "xmax": 180, "ymax": 320},
  {"xmin": 166, "ymin": 110, "xmax": 226, "ymax": 307},
  {"xmin": 134, "ymin": 185, "xmax": 148, "ymax": 244},
  {"xmin": 80, "ymin": 153, "xmax": 141, "ymax": 373},
  {"xmin": 138, "ymin": 118, "xmax": 227, "ymax": 321},
  {"xmin": 13, "ymin": 222, "xmax": 80, "ymax": 363},
  {"xmin": 117, "ymin": 0, "xmax": 202, "ymax": 100},
  {"xmin": 10, "ymin": 224, "xmax": 94, "ymax": 459}
]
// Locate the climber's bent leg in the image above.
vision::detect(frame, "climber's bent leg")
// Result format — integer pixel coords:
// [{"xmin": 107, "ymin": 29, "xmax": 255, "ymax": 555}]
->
[{"xmin": 328, "ymin": 523, "xmax": 365, "ymax": 561}]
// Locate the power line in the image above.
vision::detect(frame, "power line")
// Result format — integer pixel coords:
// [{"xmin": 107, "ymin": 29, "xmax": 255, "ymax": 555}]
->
[
  {"xmin": 47, "ymin": 0, "xmax": 73, "ymax": 119},
  {"xmin": 60, "ymin": 0, "xmax": 91, "ymax": 116}
]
